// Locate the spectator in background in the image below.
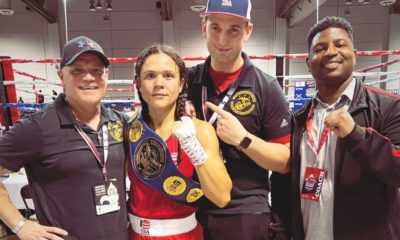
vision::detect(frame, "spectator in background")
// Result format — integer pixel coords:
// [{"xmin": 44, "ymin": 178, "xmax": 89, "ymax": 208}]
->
[
  {"xmin": 52, "ymin": 90, "xmax": 58, "ymax": 101},
  {"xmin": 17, "ymin": 97, "xmax": 24, "ymax": 104},
  {"xmin": 36, "ymin": 90, "xmax": 44, "ymax": 103}
]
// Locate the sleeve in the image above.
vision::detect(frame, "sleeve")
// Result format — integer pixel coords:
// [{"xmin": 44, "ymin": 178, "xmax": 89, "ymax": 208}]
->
[
  {"xmin": 261, "ymin": 78, "xmax": 291, "ymax": 142},
  {"xmin": 342, "ymin": 99, "xmax": 400, "ymax": 186},
  {"xmin": 0, "ymin": 118, "xmax": 42, "ymax": 172}
]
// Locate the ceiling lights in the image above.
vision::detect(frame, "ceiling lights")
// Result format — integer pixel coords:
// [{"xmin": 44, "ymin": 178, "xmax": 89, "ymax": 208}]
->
[
  {"xmin": 88, "ymin": 0, "xmax": 113, "ymax": 22},
  {"xmin": 345, "ymin": 0, "xmax": 370, "ymax": 4},
  {"xmin": 89, "ymin": 0, "xmax": 96, "ymax": 11},
  {"xmin": 379, "ymin": 0, "xmax": 396, "ymax": 6},
  {"xmin": 89, "ymin": 0, "xmax": 112, "ymax": 12},
  {"xmin": 190, "ymin": 5, "xmax": 206, "ymax": 12},
  {"xmin": 0, "ymin": 0, "xmax": 14, "ymax": 16},
  {"xmin": 106, "ymin": 1, "xmax": 112, "ymax": 11}
]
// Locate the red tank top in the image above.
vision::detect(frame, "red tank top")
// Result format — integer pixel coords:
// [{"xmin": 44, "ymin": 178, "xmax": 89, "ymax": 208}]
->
[{"xmin": 128, "ymin": 135, "xmax": 197, "ymax": 219}]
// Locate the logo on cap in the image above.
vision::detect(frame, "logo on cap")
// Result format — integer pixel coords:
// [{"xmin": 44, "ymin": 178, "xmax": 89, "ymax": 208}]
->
[
  {"xmin": 77, "ymin": 39, "xmax": 96, "ymax": 49},
  {"xmin": 205, "ymin": 0, "xmax": 252, "ymax": 22},
  {"xmin": 60, "ymin": 36, "xmax": 110, "ymax": 69},
  {"xmin": 222, "ymin": 0, "xmax": 232, "ymax": 7}
]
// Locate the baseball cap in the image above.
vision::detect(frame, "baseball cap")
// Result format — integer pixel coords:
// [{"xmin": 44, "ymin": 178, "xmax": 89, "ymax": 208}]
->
[
  {"xmin": 60, "ymin": 36, "xmax": 110, "ymax": 69},
  {"xmin": 203, "ymin": 0, "xmax": 252, "ymax": 22}
]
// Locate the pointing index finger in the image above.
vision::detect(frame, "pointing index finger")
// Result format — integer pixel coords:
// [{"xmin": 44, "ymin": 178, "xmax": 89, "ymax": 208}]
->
[{"xmin": 206, "ymin": 101, "xmax": 228, "ymax": 118}]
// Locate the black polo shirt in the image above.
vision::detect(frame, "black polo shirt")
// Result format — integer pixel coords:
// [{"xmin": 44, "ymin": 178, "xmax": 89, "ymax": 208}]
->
[
  {"xmin": 188, "ymin": 53, "xmax": 290, "ymax": 214},
  {"xmin": 0, "ymin": 93, "xmax": 128, "ymax": 240}
]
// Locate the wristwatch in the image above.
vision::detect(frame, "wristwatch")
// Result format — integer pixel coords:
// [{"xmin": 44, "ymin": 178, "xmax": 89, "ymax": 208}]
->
[{"xmin": 237, "ymin": 132, "xmax": 252, "ymax": 151}]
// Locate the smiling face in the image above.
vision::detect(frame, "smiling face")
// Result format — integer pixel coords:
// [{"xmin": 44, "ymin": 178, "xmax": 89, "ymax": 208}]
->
[
  {"xmin": 202, "ymin": 14, "xmax": 253, "ymax": 71},
  {"xmin": 136, "ymin": 53, "xmax": 183, "ymax": 115},
  {"xmin": 58, "ymin": 53, "xmax": 108, "ymax": 109},
  {"xmin": 306, "ymin": 27, "xmax": 356, "ymax": 89}
]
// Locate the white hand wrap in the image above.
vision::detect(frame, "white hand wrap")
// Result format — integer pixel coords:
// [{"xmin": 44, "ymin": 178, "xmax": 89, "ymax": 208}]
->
[{"xmin": 173, "ymin": 116, "xmax": 207, "ymax": 166}]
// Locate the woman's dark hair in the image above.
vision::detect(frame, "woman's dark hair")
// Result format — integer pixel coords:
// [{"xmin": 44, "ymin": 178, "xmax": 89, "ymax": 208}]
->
[{"xmin": 134, "ymin": 43, "xmax": 188, "ymax": 164}]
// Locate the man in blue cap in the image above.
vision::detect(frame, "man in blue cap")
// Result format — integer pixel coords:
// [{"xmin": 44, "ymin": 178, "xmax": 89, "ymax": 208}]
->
[
  {"xmin": 187, "ymin": 0, "xmax": 291, "ymax": 239},
  {"xmin": 0, "ymin": 36, "xmax": 128, "ymax": 240}
]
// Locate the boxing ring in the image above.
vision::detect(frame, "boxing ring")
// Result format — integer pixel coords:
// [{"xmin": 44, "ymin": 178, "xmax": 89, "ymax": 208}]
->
[{"xmin": 0, "ymin": 50, "xmax": 399, "ymax": 130}]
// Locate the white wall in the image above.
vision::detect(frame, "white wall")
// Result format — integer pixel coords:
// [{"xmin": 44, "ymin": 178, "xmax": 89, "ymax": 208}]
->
[
  {"xmin": 1, "ymin": 0, "xmax": 399, "ymax": 104},
  {"xmin": 65, "ymin": 0, "xmax": 162, "ymax": 79},
  {"xmin": 0, "ymin": 0, "xmax": 61, "ymax": 103},
  {"xmin": 64, "ymin": 0, "xmax": 163, "ymax": 99}
]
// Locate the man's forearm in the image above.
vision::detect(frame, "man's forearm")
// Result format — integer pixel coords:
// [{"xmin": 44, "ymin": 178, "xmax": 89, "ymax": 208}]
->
[
  {"xmin": 0, "ymin": 182, "xmax": 26, "ymax": 232},
  {"xmin": 241, "ymin": 137, "xmax": 291, "ymax": 173}
]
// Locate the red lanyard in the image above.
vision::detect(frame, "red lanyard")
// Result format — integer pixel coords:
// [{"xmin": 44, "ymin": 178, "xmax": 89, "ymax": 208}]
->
[
  {"xmin": 306, "ymin": 107, "xmax": 330, "ymax": 166},
  {"xmin": 75, "ymin": 124, "xmax": 109, "ymax": 181}
]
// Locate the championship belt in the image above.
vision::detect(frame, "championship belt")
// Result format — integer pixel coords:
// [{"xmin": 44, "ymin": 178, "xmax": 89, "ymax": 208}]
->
[{"xmin": 128, "ymin": 115, "xmax": 204, "ymax": 206}]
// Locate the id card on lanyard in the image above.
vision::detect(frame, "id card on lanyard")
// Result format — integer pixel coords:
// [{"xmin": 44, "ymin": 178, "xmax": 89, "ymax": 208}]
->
[
  {"xmin": 75, "ymin": 124, "xmax": 121, "ymax": 215},
  {"xmin": 301, "ymin": 107, "xmax": 329, "ymax": 202}
]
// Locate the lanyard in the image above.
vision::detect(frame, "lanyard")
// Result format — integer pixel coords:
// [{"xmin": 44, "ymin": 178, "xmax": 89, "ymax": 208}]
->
[
  {"xmin": 202, "ymin": 85, "xmax": 237, "ymax": 125},
  {"xmin": 305, "ymin": 107, "xmax": 330, "ymax": 167},
  {"xmin": 75, "ymin": 124, "xmax": 109, "ymax": 181}
]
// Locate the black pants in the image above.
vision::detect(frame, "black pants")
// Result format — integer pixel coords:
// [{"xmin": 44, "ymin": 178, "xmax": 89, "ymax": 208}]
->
[{"xmin": 200, "ymin": 213, "xmax": 273, "ymax": 240}]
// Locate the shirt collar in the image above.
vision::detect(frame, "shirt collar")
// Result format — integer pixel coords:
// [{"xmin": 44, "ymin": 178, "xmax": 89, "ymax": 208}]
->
[
  {"xmin": 195, "ymin": 52, "xmax": 253, "ymax": 88},
  {"xmin": 341, "ymin": 76, "xmax": 356, "ymax": 102},
  {"xmin": 313, "ymin": 77, "xmax": 356, "ymax": 110},
  {"xmin": 55, "ymin": 93, "xmax": 118, "ymax": 127}
]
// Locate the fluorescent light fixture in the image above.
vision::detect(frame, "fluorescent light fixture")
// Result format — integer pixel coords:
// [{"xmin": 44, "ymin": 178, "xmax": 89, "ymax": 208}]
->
[
  {"xmin": 106, "ymin": 0, "xmax": 112, "ymax": 11},
  {"xmin": 95, "ymin": 0, "xmax": 102, "ymax": 9},
  {"xmin": 0, "ymin": 0, "xmax": 14, "ymax": 16}
]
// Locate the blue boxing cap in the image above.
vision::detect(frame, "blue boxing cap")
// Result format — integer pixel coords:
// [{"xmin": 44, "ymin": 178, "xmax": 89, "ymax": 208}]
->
[{"xmin": 203, "ymin": 0, "xmax": 252, "ymax": 22}]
